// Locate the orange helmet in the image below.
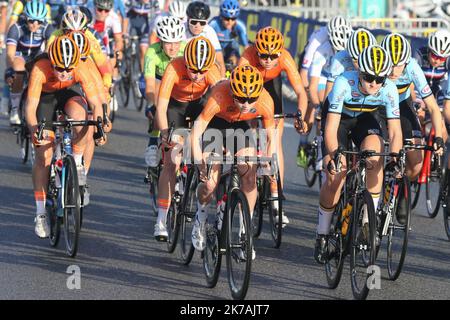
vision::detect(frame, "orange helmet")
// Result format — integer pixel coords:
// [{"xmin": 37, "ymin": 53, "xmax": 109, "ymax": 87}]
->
[
  {"xmin": 68, "ymin": 31, "xmax": 91, "ymax": 60},
  {"xmin": 230, "ymin": 65, "xmax": 263, "ymax": 99},
  {"xmin": 184, "ymin": 36, "xmax": 216, "ymax": 72},
  {"xmin": 255, "ymin": 27, "xmax": 284, "ymax": 55},
  {"xmin": 48, "ymin": 35, "xmax": 80, "ymax": 69}
]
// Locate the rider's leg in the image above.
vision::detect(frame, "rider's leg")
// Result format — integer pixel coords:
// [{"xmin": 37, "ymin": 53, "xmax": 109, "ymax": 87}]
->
[{"xmin": 10, "ymin": 56, "xmax": 26, "ymax": 124}]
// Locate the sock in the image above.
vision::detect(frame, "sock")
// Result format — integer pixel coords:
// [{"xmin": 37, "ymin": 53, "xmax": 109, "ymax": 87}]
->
[
  {"xmin": 148, "ymin": 136, "xmax": 158, "ymax": 147},
  {"xmin": 196, "ymin": 200, "xmax": 208, "ymax": 224},
  {"xmin": 156, "ymin": 199, "xmax": 170, "ymax": 226},
  {"xmin": 317, "ymin": 205, "xmax": 334, "ymax": 235},
  {"xmin": 272, "ymin": 192, "xmax": 279, "ymax": 210},
  {"xmin": 73, "ymin": 153, "xmax": 83, "ymax": 166},
  {"xmin": 10, "ymin": 92, "xmax": 21, "ymax": 110},
  {"xmin": 372, "ymin": 193, "xmax": 380, "ymax": 212},
  {"xmin": 35, "ymin": 191, "xmax": 46, "ymax": 215}
]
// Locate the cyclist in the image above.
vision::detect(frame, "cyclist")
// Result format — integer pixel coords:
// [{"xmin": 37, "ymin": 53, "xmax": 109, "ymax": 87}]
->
[
  {"xmin": 190, "ymin": 65, "xmax": 275, "ymax": 258},
  {"xmin": 6, "ymin": 0, "xmax": 54, "ymax": 126},
  {"xmin": 314, "ymin": 45, "xmax": 402, "ymax": 264},
  {"xmin": 123, "ymin": 0, "xmax": 156, "ymax": 70},
  {"xmin": 185, "ymin": 1, "xmax": 226, "ymax": 78},
  {"xmin": 239, "ymin": 26, "xmax": 309, "ymax": 226},
  {"xmin": 153, "ymin": 36, "xmax": 221, "ymax": 241},
  {"xmin": 9, "ymin": 0, "xmax": 53, "ymax": 28},
  {"xmin": 168, "ymin": 0, "xmax": 186, "ymax": 23},
  {"xmin": 381, "ymin": 33, "xmax": 444, "ymax": 180},
  {"xmin": 92, "ymin": 0, "xmax": 124, "ymax": 65},
  {"xmin": 299, "ymin": 16, "xmax": 351, "ymax": 87},
  {"xmin": 209, "ymin": 0, "xmax": 249, "ymax": 73},
  {"xmin": 0, "ymin": 0, "xmax": 8, "ymax": 48},
  {"xmin": 325, "ymin": 28, "xmax": 377, "ymax": 97},
  {"xmin": 296, "ymin": 22, "xmax": 352, "ymax": 168},
  {"xmin": 143, "ymin": 16, "xmax": 186, "ymax": 167},
  {"xmin": 47, "ymin": 8, "xmax": 114, "ymax": 92},
  {"xmin": 25, "ymin": 35, "xmax": 106, "ymax": 238}
]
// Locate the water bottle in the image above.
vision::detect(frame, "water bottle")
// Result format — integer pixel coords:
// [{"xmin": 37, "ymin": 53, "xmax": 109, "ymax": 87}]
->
[
  {"xmin": 178, "ymin": 165, "xmax": 188, "ymax": 196},
  {"xmin": 63, "ymin": 131, "xmax": 72, "ymax": 154},
  {"xmin": 216, "ymin": 194, "xmax": 227, "ymax": 231},
  {"xmin": 341, "ymin": 203, "xmax": 352, "ymax": 236}
]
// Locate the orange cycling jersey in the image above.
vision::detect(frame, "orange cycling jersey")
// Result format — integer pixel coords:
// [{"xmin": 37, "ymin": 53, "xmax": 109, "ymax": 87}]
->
[
  {"xmin": 27, "ymin": 58, "xmax": 103, "ymax": 103},
  {"xmin": 159, "ymin": 57, "xmax": 222, "ymax": 103},
  {"xmin": 198, "ymin": 81, "xmax": 275, "ymax": 129},
  {"xmin": 239, "ymin": 46, "xmax": 302, "ymax": 85}
]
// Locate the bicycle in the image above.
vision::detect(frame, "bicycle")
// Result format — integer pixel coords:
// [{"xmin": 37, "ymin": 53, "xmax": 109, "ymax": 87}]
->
[
  {"xmin": 303, "ymin": 135, "xmax": 323, "ymax": 188},
  {"xmin": 375, "ymin": 148, "xmax": 412, "ymax": 281},
  {"xmin": 203, "ymin": 154, "xmax": 269, "ymax": 300},
  {"xmin": 252, "ymin": 112, "xmax": 300, "ymax": 248},
  {"xmin": 120, "ymin": 35, "xmax": 145, "ymax": 111},
  {"xmin": 324, "ymin": 148, "xmax": 382, "ymax": 300},
  {"xmin": 39, "ymin": 106, "xmax": 107, "ymax": 257}
]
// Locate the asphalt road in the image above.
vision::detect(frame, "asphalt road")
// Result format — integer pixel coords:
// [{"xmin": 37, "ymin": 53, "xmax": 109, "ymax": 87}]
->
[{"xmin": 0, "ymin": 58, "xmax": 449, "ymax": 301}]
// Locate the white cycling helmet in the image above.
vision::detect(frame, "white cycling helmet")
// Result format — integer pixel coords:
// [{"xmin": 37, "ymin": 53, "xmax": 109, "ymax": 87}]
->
[
  {"xmin": 61, "ymin": 8, "xmax": 88, "ymax": 31},
  {"xmin": 329, "ymin": 25, "xmax": 352, "ymax": 52},
  {"xmin": 428, "ymin": 29, "xmax": 450, "ymax": 58},
  {"xmin": 327, "ymin": 16, "xmax": 351, "ymax": 34},
  {"xmin": 358, "ymin": 45, "xmax": 392, "ymax": 77},
  {"xmin": 156, "ymin": 16, "xmax": 185, "ymax": 43},
  {"xmin": 169, "ymin": 0, "xmax": 186, "ymax": 20},
  {"xmin": 347, "ymin": 28, "xmax": 377, "ymax": 60}
]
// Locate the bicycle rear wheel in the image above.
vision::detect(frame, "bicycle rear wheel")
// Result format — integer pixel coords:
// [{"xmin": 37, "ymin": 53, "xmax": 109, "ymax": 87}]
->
[
  {"xmin": 252, "ymin": 176, "xmax": 265, "ymax": 238},
  {"xmin": 325, "ymin": 195, "xmax": 346, "ymax": 289},
  {"xmin": 350, "ymin": 190, "xmax": 376, "ymax": 300},
  {"xmin": 226, "ymin": 188, "xmax": 252, "ymax": 300},
  {"xmin": 304, "ymin": 153, "xmax": 317, "ymax": 188},
  {"xmin": 387, "ymin": 176, "xmax": 411, "ymax": 281},
  {"xmin": 267, "ymin": 174, "xmax": 283, "ymax": 248},
  {"xmin": 63, "ymin": 155, "xmax": 81, "ymax": 258},
  {"xmin": 119, "ymin": 54, "xmax": 131, "ymax": 108},
  {"xmin": 426, "ymin": 155, "xmax": 443, "ymax": 218},
  {"xmin": 410, "ymin": 181, "xmax": 421, "ymax": 210},
  {"xmin": 48, "ymin": 175, "xmax": 61, "ymax": 247},
  {"xmin": 178, "ymin": 166, "xmax": 197, "ymax": 265}
]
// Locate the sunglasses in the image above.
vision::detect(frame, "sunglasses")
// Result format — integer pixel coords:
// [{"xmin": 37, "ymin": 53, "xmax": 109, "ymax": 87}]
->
[
  {"xmin": 223, "ymin": 17, "xmax": 237, "ymax": 21},
  {"xmin": 53, "ymin": 66, "xmax": 74, "ymax": 73},
  {"xmin": 361, "ymin": 72, "xmax": 386, "ymax": 84},
  {"xmin": 189, "ymin": 19, "xmax": 207, "ymax": 26},
  {"xmin": 430, "ymin": 51, "xmax": 447, "ymax": 62},
  {"xmin": 188, "ymin": 68, "xmax": 207, "ymax": 74},
  {"xmin": 234, "ymin": 96, "xmax": 258, "ymax": 104},
  {"xmin": 27, "ymin": 19, "xmax": 43, "ymax": 24},
  {"xmin": 258, "ymin": 53, "xmax": 280, "ymax": 61},
  {"xmin": 96, "ymin": 7, "xmax": 110, "ymax": 13}
]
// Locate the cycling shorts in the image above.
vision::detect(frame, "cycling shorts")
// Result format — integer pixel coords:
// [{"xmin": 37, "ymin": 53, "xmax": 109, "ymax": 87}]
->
[
  {"xmin": 264, "ymin": 77, "xmax": 283, "ymax": 115},
  {"xmin": 127, "ymin": 13, "xmax": 150, "ymax": 45},
  {"xmin": 167, "ymin": 97, "xmax": 204, "ymax": 129},
  {"xmin": 201, "ymin": 117, "xmax": 253, "ymax": 154},
  {"xmin": 320, "ymin": 100, "xmax": 383, "ymax": 156},
  {"xmin": 36, "ymin": 86, "xmax": 85, "ymax": 130}
]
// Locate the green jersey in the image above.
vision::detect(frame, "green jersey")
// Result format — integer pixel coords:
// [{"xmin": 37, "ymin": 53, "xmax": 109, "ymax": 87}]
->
[{"xmin": 143, "ymin": 41, "xmax": 186, "ymax": 80}]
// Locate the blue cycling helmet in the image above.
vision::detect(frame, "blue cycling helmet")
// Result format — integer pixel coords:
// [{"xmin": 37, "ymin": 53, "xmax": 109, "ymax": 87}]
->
[
  {"xmin": 25, "ymin": 0, "xmax": 48, "ymax": 22},
  {"xmin": 220, "ymin": 0, "xmax": 240, "ymax": 19}
]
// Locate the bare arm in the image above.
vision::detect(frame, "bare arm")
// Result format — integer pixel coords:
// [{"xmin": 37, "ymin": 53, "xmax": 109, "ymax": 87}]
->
[
  {"xmin": 324, "ymin": 112, "xmax": 341, "ymax": 156},
  {"xmin": 215, "ymin": 51, "xmax": 226, "ymax": 78},
  {"xmin": 6, "ymin": 44, "xmax": 16, "ymax": 68},
  {"xmin": 423, "ymin": 94, "xmax": 443, "ymax": 138},
  {"xmin": 387, "ymin": 119, "xmax": 403, "ymax": 154}
]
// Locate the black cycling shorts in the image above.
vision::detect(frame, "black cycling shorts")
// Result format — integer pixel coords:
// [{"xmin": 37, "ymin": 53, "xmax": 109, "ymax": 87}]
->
[
  {"xmin": 264, "ymin": 77, "xmax": 283, "ymax": 115},
  {"xmin": 167, "ymin": 97, "xmax": 205, "ymax": 129},
  {"xmin": 36, "ymin": 86, "xmax": 84, "ymax": 130},
  {"xmin": 202, "ymin": 117, "xmax": 254, "ymax": 155},
  {"xmin": 321, "ymin": 100, "xmax": 383, "ymax": 155}
]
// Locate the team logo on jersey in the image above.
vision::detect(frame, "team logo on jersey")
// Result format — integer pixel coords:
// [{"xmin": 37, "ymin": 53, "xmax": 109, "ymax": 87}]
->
[
  {"xmin": 329, "ymin": 104, "xmax": 339, "ymax": 110},
  {"xmin": 368, "ymin": 129, "xmax": 380, "ymax": 135},
  {"xmin": 351, "ymin": 91, "xmax": 361, "ymax": 98},
  {"xmin": 393, "ymin": 109, "xmax": 400, "ymax": 116},
  {"xmin": 348, "ymin": 80, "xmax": 355, "ymax": 86},
  {"xmin": 302, "ymin": 59, "xmax": 309, "ymax": 65},
  {"xmin": 421, "ymin": 85, "xmax": 431, "ymax": 95},
  {"xmin": 249, "ymin": 108, "xmax": 257, "ymax": 113}
]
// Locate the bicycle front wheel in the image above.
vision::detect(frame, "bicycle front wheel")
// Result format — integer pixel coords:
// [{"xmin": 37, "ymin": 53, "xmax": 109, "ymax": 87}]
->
[
  {"xmin": 178, "ymin": 167, "xmax": 197, "ymax": 265},
  {"xmin": 410, "ymin": 181, "xmax": 421, "ymax": 210},
  {"xmin": 350, "ymin": 190, "xmax": 376, "ymax": 300},
  {"xmin": 203, "ymin": 223, "xmax": 222, "ymax": 288},
  {"xmin": 325, "ymin": 194, "xmax": 346, "ymax": 289},
  {"xmin": 226, "ymin": 188, "xmax": 252, "ymax": 300},
  {"xmin": 304, "ymin": 153, "xmax": 317, "ymax": 188},
  {"xmin": 63, "ymin": 155, "xmax": 81, "ymax": 258},
  {"xmin": 387, "ymin": 177, "xmax": 411, "ymax": 281},
  {"xmin": 267, "ymin": 174, "xmax": 283, "ymax": 248},
  {"xmin": 252, "ymin": 176, "xmax": 265, "ymax": 238},
  {"xmin": 166, "ymin": 195, "xmax": 180, "ymax": 254}
]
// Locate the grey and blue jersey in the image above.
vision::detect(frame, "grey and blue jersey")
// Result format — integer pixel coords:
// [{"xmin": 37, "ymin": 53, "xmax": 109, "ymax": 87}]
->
[
  {"xmin": 328, "ymin": 71, "xmax": 400, "ymax": 119},
  {"xmin": 327, "ymin": 50, "xmax": 355, "ymax": 83},
  {"xmin": 393, "ymin": 58, "xmax": 432, "ymax": 102}
]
